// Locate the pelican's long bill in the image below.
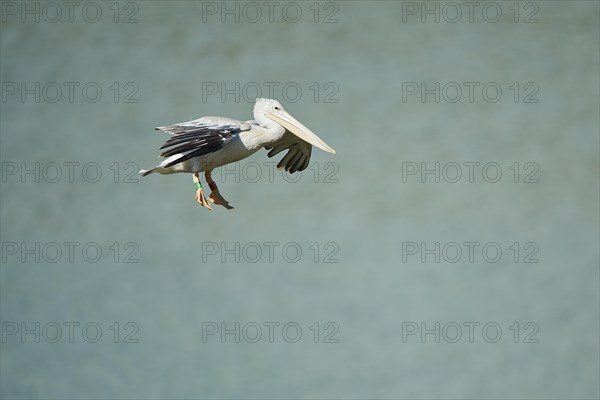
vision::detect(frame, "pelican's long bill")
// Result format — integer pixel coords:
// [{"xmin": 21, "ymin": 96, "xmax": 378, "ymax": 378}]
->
[{"xmin": 267, "ymin": 110, "xmax": 336, "ymax": 154}]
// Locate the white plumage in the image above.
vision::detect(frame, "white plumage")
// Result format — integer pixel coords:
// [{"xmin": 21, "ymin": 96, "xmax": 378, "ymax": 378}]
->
[{"xmin": 140, "ymin": 98, "xmax": 336, "ymax": 210}]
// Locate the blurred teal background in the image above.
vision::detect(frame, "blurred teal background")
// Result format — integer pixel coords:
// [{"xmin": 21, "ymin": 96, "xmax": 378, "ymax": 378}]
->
[{"xmin": 1, "ymin": 1, "xmax": 598, "ymax": 398}]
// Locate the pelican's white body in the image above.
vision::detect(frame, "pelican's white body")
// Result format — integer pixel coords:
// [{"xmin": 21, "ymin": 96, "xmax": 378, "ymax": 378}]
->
[{"xmin": 151, "ymin": 123, "xmax": 282, "ymax": 175}]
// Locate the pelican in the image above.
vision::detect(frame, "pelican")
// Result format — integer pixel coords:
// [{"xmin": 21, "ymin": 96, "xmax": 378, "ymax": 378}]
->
[{"xmin": 140, "ymin": 98, "xmax": 336, "ymax": 210}]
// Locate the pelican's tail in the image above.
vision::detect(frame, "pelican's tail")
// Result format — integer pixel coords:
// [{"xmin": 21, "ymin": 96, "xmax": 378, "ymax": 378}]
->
[
  {"xmin": 139, "ymin": 168, "xmax": 156, "ymax": 177},
  {"xmin": 140, "ymin": 152, "xmax": 189, "ymax": 177}
]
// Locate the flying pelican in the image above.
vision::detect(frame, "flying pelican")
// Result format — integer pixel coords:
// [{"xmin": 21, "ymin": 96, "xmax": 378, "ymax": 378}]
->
[{"xmin": 140, "ymin": 98, "xmax": 336, "ymax": 210}]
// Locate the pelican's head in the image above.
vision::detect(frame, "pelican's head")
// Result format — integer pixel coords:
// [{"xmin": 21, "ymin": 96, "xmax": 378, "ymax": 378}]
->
[{"xmin": 254, "ymin": 98, "xmax": 336, "ymax": 154}]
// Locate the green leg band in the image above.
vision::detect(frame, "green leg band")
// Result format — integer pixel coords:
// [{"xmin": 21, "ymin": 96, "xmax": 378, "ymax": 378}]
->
[{"xmin": 194, "ymin": 181, "xmax": 202, "ymax": 190}]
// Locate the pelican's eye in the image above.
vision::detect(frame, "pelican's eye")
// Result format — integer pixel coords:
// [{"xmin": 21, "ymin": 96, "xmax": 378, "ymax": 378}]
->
[{"xmin": 274, "ymin": 106, "xmax": 280, "ymax": 111}]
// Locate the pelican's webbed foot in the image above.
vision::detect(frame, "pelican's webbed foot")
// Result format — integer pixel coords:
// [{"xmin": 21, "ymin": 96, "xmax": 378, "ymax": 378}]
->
[
  {"xmin": 193, "ymin": 173, "xmax": 212, "ymax": 210},
  {"xmin": 208, "ymin": 185, "xmax": 234, "ymax": 209},
  {"xmin": 206, "ymin": 172, "xmax": 234, "ymax": 209}
]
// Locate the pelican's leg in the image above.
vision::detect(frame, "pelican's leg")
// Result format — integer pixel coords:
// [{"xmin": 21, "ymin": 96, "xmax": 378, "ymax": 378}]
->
[
  {"xmin": 193, "ymin": 173, "xmax": 212, "ymax": 210},
  {"xmin": 205, "ymin": 171, "xmax": 234, "ymax": 209}
]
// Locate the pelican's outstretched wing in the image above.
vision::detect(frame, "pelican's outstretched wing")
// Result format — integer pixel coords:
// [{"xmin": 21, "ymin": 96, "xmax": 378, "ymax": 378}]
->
[
  {"xmin": 156, "ymin": 116, "xmax": 251, "ymax": 168},
  {"xmin": 265, "ymin": 130, "xmax": 312, "ymax": 173}
]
